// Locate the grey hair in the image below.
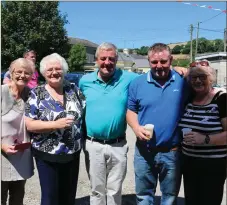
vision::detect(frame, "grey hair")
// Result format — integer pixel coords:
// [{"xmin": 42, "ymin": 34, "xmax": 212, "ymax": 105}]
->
[
  {"xmin": 148, "ymin": 43, "xmax": 172, "ymax": 58},
  {"xmin": 187, "ymin": 64, "xmax": 217, "ymax": 85},
  {"xmin": 9, "ymin": 58, "xmax": 35, "ymax": 74},
  {"xmin": 40, "ymin": 53, "xmax": 68, "ymax": 75},
  {"xmin": 95, "ymin": 42, "xmax": 118, "ymax": 58}
]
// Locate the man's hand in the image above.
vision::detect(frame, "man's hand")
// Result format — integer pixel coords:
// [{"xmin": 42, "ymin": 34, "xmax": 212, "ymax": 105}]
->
[
  {"xmin": 1, "ymin": 144, "xmax": 18, "ymax": 155},
  {"xmin": 133, "ymin": 126, "xmax": 150, "ymax": 141},
  {"xmin": 173, "ymin": 66, "xmax": 188, "ymax": 77}
]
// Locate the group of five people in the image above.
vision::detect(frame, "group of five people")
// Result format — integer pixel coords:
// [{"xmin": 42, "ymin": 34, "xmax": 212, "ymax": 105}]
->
[{"xmin": 1, "ymin": 42, "xmax": 226, "ymax": 205}]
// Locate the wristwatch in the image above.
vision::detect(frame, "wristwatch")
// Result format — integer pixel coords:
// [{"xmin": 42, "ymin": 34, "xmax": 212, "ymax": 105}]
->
[{"xmin": 204, "ymin": 134, "xmax": 210, "ymax": 144}]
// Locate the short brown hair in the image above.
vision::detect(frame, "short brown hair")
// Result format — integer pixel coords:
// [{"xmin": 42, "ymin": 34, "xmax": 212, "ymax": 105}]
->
[
  {"xmin": 148, "ymin": 43, "xmax": 171, "ymax": 57},
  {"xmin": 23, "ymin": 49, "xmax": 36, "ymax": 58}
]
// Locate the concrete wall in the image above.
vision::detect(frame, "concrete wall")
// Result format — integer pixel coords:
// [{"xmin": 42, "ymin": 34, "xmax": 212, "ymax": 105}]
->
[{"xmin": 210, "ymin": 60, "xmax": 226, "ymax": 86}]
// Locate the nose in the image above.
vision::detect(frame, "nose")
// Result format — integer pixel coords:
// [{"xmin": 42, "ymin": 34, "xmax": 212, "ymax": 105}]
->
[
  {"xmin": 104, "ymin": 58, "xmax": 111, "ymax": 64},
  {"xmin": 195, "ymin": 77, "xmax": 201, "ymax": 82},
  {"xmin": 156, "ymin": 61, "xmax": 163, "ymax": 68},
  {"xmin": 20, "ymin": 72, "xmax": 25, "ymax": 77}
]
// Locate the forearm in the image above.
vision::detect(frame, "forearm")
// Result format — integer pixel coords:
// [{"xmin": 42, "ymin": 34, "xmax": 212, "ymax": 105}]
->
[
  {"xmin": 26, "ymin": 119, "xmax": 57, "ymax": 133},
  {"xmin": 210, "ymin": 131, "xmax": 227, "ymax": 145},
  {"xmin": 126, "ymin": 109, "xmax": 140, "ymax": 131}
]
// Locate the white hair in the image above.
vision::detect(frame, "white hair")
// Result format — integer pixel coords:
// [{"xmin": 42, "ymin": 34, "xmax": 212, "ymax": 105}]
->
[
  {"xmin": 39, "ymin": 53, "xmax": 68, "ymax": 75},
  {"xmin": 95, "ymin": 42, "xmax": 118, "ymax": 58},
  {"xmin": 9, "ymin": 58, "xmax": 35, "ymax": 74}
]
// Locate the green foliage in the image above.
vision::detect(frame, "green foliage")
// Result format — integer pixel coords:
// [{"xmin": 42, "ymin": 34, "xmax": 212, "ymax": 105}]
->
[
  {"xmin": 172, "ymin": 37, "xmax": 225, "ymax": 56},
  {"xmin": 68, "ymin": 44, "xmax": 87, "ymax": 72},
  {"xmin": 172, "ymin": 45, "xmax": 184, "ymax": 54},
  {"xmin": 1, "ymin": 1, "xmax": 70, "ymax": 70},
  {"xmin": 172, "ymin": 59, "xmax": 190, "ymax": 67},
  {"xmin": 136, "ymin": 46, "xmax": 149, "ymax": 55}
]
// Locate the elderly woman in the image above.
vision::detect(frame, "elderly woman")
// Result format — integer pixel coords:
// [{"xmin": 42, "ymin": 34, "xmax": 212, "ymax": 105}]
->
[
  {"xmin": 179, "ymin": 60, "xmax": 227, "ymax": 205},
  {"xmin": 25, "ymin": 53, "xmax": 85, "ymax": 205},
  {"xmin": 1, "ymin": 58, "xmax": 35, "ymax": 205}
]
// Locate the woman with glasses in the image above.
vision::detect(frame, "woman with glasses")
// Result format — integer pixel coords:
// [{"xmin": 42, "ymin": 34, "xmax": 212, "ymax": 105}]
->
[
  {"xmin": 1, "ymin": 58, "xmax": 35, "ymax": 205},
  {"xmin": 179, "ymin": 60, "xmax": 227, "ymax": 205},
  {"xmin": 24, "ymin": 53, "xmax": 85, "ymax": 205}
]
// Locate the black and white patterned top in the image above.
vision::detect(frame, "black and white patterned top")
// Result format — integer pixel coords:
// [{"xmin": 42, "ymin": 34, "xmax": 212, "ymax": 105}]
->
[
  {"xmin": 25, "ymin": 81, "xmax": 85, "ymax": 162},
  {"xmin": 178, "ymin": 91, "xmax": 227, "ymax": 158}
]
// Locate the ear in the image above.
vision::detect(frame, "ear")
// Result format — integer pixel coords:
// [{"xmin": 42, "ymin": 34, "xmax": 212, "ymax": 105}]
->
[{"xmin": 169, "ymin": 55, "xmax": 173, "ymax": 64}]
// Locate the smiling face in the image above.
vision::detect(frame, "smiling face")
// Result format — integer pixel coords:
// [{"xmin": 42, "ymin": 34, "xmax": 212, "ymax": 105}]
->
[
  {"xmin": 188, "ymin": 67, "xmax": 212, "ymax": 94},
  {"xmin": 24, "ymin": 51, "xmax": 36, "ymax": 64},
  {"xmin": 44, "ymin": 61, "xmax": 64, "ymax": 88},
  {"xmin": 148, "ymin": 50, "xmax": 172, "ymax": 80},
  {"xmin": 96, "ymin": 49, "xmax": 117, "ymax": 80},
  {"xmin": 11, "ymin": 64, "xmax": 33, "ymax": 88}
]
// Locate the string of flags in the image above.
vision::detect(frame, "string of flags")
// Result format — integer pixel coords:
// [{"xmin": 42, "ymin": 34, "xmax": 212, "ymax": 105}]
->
[{"xmin": 177, "ymin": 1, "xmax": 227, "ymax": 14}]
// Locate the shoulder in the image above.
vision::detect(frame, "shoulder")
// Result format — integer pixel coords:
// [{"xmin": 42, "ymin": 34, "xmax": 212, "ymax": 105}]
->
[
  {"xmin": 79, "ymin": 72, "xmax": 95, "ymax": 85},
  {"xmin": 121, "ymin": 70, "xmax": 139, "ymax": 81},
  {"xmin": 130, "ymin": 73, "xmax": 147, "ymax": 85}
]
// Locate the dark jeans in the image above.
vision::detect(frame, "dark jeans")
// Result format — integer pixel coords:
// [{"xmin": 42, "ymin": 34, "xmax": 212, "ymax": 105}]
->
[
  {"xmin": 1, "ymin": 180, "xmax": 26, "ymax": 205},
  {"xmin": 183, "ymin": 154, "xmax": 227, "ymax": 205},
  {"xmin": 134, "ymin": 144, "xmax": 182, "ymax": 205},
  {"xmin": 35, "ymin": 152, "xmax": 80, "ymax": 205}
]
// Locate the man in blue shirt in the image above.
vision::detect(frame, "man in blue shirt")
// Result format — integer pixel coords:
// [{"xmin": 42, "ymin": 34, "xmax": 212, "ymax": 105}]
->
[
  {"xmin": 127, "ymin": 43, "xmax": 188, "ymax": 205},
  {"xmin": 79, "ymin": 42, "xmax": 137, "ymax": 205}
]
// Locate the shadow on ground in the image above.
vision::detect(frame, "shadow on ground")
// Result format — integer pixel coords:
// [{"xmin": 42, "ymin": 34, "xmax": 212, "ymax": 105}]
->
[{"xmin": 75, "ymin": 194, "xmax": 185, "ymax": 205}]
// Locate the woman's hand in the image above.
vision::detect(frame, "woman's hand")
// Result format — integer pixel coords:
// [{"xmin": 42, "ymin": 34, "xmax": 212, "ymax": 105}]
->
[
  {"xmin": 1, "ymin": 144, "xmax": 18, "ymax": 155},
  {"xmin": 54, "ymin": 117, "xmax": 74, "ymax": 129},
  {"xmin": 183, "ymin": 132, "xmax": 206, "ymax": 145}
]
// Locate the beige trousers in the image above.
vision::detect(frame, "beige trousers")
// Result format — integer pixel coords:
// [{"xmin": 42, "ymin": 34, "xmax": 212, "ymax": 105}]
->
[{"xmin": 84, "ymin": 139, "xmax": 129, "ymax": 205}]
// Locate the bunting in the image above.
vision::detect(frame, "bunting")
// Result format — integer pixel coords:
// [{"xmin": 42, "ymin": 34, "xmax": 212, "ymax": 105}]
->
[{"xmin": 177, "ymin": 1, "xmax": 227, "ymax": 14}]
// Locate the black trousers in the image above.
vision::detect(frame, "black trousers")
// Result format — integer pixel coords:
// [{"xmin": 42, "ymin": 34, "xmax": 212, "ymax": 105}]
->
[
  {"xmin": 182, "ymin": 154, "xmax": 226, "ymax": 205},
  {"xmin": 35, "ymin": 152, "xmax": 80, "ymax": 205},
  {"xmin": 1, "ymin": 180, "xmax": 26, "ymax": 205}
]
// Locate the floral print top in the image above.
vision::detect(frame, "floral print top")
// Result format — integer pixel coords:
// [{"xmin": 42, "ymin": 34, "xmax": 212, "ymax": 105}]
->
[{"xmin": 25, "ymin": 81, "xmax": 85, "ymax": 162}]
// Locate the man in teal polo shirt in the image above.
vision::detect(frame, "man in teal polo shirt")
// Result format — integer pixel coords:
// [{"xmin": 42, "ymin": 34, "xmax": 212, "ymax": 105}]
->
[{"xmin": 79, "ymin": 42, "xmax": 137, "ymax": 205}]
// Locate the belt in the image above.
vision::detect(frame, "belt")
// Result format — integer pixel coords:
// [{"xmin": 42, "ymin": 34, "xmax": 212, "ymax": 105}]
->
[
  {"xmin": 86, "ymin": 136, "xmax": 126, "ymax": 144},
  {"xmin": 136, "ymin": 141, "xmax": 180, "ymax": 153}
]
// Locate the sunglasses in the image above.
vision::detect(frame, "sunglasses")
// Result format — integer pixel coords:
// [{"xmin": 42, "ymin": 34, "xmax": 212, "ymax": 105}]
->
[
  {"xmin": 190, "ymin": 61, "xmax": 209, "ymax": 67},
  {"xmin": 189, "ymin": 74, "xmax": 208, "ymax": 81}
]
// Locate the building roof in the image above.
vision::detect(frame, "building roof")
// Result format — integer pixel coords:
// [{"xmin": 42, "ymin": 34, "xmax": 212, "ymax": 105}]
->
[
  {"xmin": 68, "ymin": 37, "xmax": 98, "ymax": 48},
  {"xmin": 118, "ymin": 52, "xmax": 134, "ymax": 62},
  {"xmin": 195, "ymin": 52, "xmax": 227, "ymax": 60},
  {"xmin": 130, "ymin": 54, "xmax": 147, "ymax": 59},
  {"xmin": 133, "ymin": 59, "xmax": 150, "ymax": 68}
]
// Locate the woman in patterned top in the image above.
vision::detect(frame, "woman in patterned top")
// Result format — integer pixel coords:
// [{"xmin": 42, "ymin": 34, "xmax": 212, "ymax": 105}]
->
[
  {"xmin": 179, "ymin": 60, "xmax": 227, "ymax": 205},
  {"xmin": 25, "ymin": 53, "xmax": 85, "ymax": 205}
]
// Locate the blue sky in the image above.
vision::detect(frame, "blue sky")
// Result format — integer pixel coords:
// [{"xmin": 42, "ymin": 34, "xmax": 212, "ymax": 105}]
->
[{"xmin": 59, "ymin": 2, "xmax": 226, "ymax": 49}]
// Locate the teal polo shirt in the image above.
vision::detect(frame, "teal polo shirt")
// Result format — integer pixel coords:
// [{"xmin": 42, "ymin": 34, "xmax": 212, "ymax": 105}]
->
[{"xmin": 79, "ymin": 69, "xmax": 138, "ymax": 140}]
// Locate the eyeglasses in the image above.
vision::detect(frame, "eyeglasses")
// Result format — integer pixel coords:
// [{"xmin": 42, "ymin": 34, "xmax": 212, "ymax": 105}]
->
[
  {"xmin": 149, "ymin": 59, "xmax": 169, "ymax": 65},
  {"xmin": 190, "ymin": 61, "xmax": 209, "ymax": 67},
  {"xmin": 99, "ymin": 57, "xmax": 116, "ymax": 62},
  {"xmin": 13, "ymin": 70, "xmax": 32, "ymax": 77},
  {"xmin": 189, "ymin": 74, "xmax": 208, "ymax": 81},
  {"xmin": 46, "ymin": 68, "xmax": 63, "ymax": 74}
]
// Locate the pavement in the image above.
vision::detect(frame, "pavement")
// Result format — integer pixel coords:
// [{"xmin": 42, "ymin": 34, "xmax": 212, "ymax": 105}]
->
[{"xmin": 24, "ymin": 126, "xmax": 226, "ymax": 205}]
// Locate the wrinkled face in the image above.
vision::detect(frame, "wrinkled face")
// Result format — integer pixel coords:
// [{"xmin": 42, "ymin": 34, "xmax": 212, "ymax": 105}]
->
[
  {"xmin": 96, "ymin": 49, "xmax": 117, "ymax": 78},
  {"xmin": 148, "ymin": 50, "xmax": 172, "ymax": 80},
  {"xmin": 25, "ymin": 52, "xmax": 36, "ymax": 63},
  {"xmin": 188, "ymin": 68, "xmax": 211, "ymax": 93},
  {"xmin": 44, "ymin": 61, "xmax": 64, "ymax": 87},
  {"xmin": 11, "ymin": 65, "xmax": 33, "ymax": 87}
]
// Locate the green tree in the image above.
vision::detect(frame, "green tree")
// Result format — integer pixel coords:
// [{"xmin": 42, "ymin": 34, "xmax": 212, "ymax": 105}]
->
[
  {"xmin": 172, "ymin": 59, "xmax": 190, "ymax": 67},
  {"xmin": 213, "ymin": 39, "xmax": 224, "ymax": 52},
  {"xmin": 182, "ymin": 43, "xmax": 191, "ymax": 54},
  {"xmin": 1, "ymin": 1, "xmax": 70, "ymax": 70},
  {"xmin": 137, "ymin": 46, "xmax": 149, "ymax": 55},
  {"xmin": 172, "ymin": 45, "xmax": 184, "ymax": 54},
  {"xmin": 68, "ymin": 44, "xmax": 87, "ymax": 72}
]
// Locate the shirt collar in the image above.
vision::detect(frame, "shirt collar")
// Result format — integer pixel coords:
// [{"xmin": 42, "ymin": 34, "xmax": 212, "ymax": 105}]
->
[
  {"xmin": 147, "ymin": 69, "xmax": 176, "ymax": 83},
  {"xmin": 93, "ymin": 68, "xmax": 120, "ymax": 83}
]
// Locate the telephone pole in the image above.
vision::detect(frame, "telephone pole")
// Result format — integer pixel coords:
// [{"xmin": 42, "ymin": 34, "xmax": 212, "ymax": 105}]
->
[
  {"xmin": 190, "ymin": 24, "xmax": 194, "ymax": 63},
  {"xmin": 224, "ymin": 28, "xmax": 227, "ymax": 53},
  {"xmin": 195, "ymin": 22, "xmax": 200, "ymax": 58}
]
